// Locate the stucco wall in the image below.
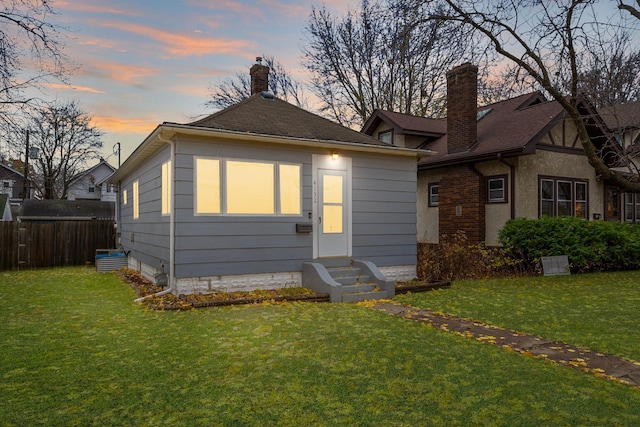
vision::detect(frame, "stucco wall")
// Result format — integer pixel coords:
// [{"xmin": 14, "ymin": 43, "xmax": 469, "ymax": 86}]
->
[
  {"xmin": 514, "ymin": 149, "xmax": 603, "ymax": 220},
  {"xmin": 418, "ymin": 150, "xmax": 604, "ymax": 246},
  {"xmin": 417, "ymin": 170, "xmax": 441, "ymax": 243},
  {"xmin": 475, "ymin": 161, "xmax": 511, "ymax": 245}
]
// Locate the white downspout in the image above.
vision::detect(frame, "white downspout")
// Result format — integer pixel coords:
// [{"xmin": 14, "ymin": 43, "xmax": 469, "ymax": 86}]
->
[{"xmin": 134, "ymin": 131, "xmax": 176, "ymax": 302}]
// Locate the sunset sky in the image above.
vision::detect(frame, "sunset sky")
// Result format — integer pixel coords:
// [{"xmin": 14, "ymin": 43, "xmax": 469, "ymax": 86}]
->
[{"xmin": 44, "ymin": 0, "xmax": 347, "ymax": 165}]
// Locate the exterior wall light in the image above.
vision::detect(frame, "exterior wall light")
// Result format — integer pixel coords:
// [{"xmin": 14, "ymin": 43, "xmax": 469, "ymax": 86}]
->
[{"xmin": 331, "ymin": 151, "xmax": 339, "ymax": 160}]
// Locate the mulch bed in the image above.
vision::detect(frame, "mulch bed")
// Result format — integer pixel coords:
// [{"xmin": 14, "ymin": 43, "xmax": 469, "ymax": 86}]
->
[
  {"xmin": 117, "ymin": 268, "xmax": 329, "ymax": 310},
  {"xmin": 117, "ymin": 268, "xmax": 449, "ymax": 310}
]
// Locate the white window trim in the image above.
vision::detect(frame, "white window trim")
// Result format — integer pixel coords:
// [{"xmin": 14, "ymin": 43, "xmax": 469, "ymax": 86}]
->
[
  {"xmin": 428, "ymin": 183, "xmax": 439, "ymax": 207},
  {"xmin": 487, "ymin": 176, "xmax": 506, "ymax": 203},
  {"xmin": 193, "ymin": 156, "xmax": 302, "ymax": 217}
]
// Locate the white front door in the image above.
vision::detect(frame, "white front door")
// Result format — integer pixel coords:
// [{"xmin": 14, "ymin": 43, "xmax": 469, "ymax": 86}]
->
[{"xmin": 317, "ymin": 168, "xmax": 349, "ymax": 257}]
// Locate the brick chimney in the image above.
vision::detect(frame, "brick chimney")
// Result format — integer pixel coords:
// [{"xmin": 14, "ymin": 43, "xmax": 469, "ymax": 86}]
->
[
  {"xmin": 446, "ymin": 63, "xmax": 478, "ymax": 153},
  {"xmin": 250, "ymin": 57, "xmax": 270, "ymax": 95}
]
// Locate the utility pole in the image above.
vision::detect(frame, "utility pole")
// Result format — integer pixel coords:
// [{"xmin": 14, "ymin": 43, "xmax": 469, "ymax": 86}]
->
[
  {"xmin": 23, "ymin": 130, "xmax": 29, "ymax": 200},
  {"xmin": 113, "ymin": 142, "xmax": 121, "ymax": 168}
]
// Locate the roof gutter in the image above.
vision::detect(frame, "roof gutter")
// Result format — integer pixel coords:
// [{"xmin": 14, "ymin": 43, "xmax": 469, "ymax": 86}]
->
[
  {"xmin": 112, "ymin": 124, "xmax": 432, "ymax": 183},
  {"xmin": 418, "ymin": 148, "xmax": 525, "ymax": 171}
]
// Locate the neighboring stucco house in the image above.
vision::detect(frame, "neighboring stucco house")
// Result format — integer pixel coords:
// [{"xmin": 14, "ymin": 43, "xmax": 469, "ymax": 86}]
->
[
  {"xmin": 110, "ymin": 62, "xmax": 427, "ymax": 301},
  {"xmin": 67, "ymin": 159, "xmax": 117, "ymax": 202},
  {"xmin": 363, "ymin": 63, "xmax": 613, "ymax": 245},
  {"xmin": 598, "ymin": 100, "xmax": 640, "ymax": 224}
]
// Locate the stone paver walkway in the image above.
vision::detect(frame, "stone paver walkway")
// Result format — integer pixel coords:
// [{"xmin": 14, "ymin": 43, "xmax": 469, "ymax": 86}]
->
[{"xmin": 371, "ymin": 301, "xmax": 640, "ymax": 388}]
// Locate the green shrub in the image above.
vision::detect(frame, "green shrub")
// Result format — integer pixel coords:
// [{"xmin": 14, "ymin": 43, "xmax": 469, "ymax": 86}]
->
[
  {"xmin": 499, "ymin": 216, "xmax": 640, "ymax": 272},
  {"xmin": 418, "ymin": 231, "xmax": 525, "ymax": 281}
]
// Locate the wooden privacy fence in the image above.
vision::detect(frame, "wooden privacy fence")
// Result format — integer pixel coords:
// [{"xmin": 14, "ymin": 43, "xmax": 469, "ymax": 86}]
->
[{"xmin": 0, "ymin": 220, "xmax": 116, "ymax": 271}]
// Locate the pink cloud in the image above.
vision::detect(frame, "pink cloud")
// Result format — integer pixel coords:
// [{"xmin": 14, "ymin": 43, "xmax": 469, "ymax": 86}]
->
[
  {"xmin": 259, "ymin": 0, "xmax": 306, "ymax": 17},
  {"xmin": 91, "ymin": 115, "xmax": 158, "ymax": 134},
  {"xmin": 188, "ymin": 0, "xmax": 263, "ymax": 18},
  {"xmin": 85, "ymin": 62, "xmax": 159, "ymax": 84},
  {"xmin": 97, "ymin": 20, "xmax": 251, "ymax": 57},
  {"xmin": 55, "ymin": 1, "xmax": 139, "ymax": 16},
  {"xmin": 45, "ymin": 83, "xmax": 106, "ymax": 94}
]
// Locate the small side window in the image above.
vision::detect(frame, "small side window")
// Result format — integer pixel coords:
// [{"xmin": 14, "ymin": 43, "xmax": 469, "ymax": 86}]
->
[
  {"xmin": 486, "ymin": 175, "xmax": 507, "ymax": 203},
  {"xmin": 378, "ymin": 129, "xmax": 393, "ymax": 145},
  {"xmin": 428, "ymin": 183, "xmax": 439, "ymax": 207}
]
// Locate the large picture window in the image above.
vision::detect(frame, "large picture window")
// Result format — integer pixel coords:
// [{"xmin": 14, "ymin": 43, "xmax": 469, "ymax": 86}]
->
[
  {"xmin": 226, "ymin": 160, "xmax": 274, "ymax": 214},
  {"xmin": 539, "ymin": 176, "xmax": 587, "ymax": 219},
  {"xmin": 195, "ymin": 158, "xmax": 221, "ymax": 214},
  {"xmin": 279, "ymin": 164, "xmax": 301, "ymax": 215},
  {"xmin": 194, "ymin": 157, "xmax": 301, "ymax": 216}
]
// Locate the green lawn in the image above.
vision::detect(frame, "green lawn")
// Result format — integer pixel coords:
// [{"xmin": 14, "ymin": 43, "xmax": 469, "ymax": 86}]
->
[
  {"xmin": 1, "ymin": 267, "xmax": 640, "ymax": 426},
  {"xmin": 397, "ymin": 270, "xmax": 640, "ymax": 361}
]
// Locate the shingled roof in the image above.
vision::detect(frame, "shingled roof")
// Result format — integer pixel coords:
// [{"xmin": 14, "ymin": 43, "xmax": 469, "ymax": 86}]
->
[
  {"xmin": 418, "ymin": 92, "xmax": 566, "ymax": 167},
  {"xmin": 18, "ymin": 200, "xmax": 115, "ymax": 221},
  {"xmin": 187, "ymin": 92, "xmax": 389, "ymax": 146},
  {"xmin": 362, "ymin": 110, "xmax": 446, "ymax": 138},
  {"xmin": 598, "ymin": 99, "xmax": 640, "ymax": 131}
]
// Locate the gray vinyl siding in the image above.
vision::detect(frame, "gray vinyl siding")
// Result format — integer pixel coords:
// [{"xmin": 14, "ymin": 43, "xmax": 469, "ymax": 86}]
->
[
  {"xmin": 173, "ymin": 137, "xmax": 313, "ymax": 279},
  {"xmin": 351, "ymin": 154, "xmax": 417, "ymax": 267},
  {"xmin": 118, "ymin": 134, "xmax": 417, "ymax": 280},
  {"xmin": 118, "ymin": 146, "xmax": 171, "ymax": 271}
]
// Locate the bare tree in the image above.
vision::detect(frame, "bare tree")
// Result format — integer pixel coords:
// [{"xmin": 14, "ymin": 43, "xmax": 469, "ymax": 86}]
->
[
  {"xmin": 0, "ymin": 0, "xmax": 71, "ymax": 127},
  {"xmin": 619, "ymin": 0, "xmax": 640, "ymax": 19},
  {"xmin": 434, "ymin": 0, "xmax": 640, "ymax": 191},
  {"xmin": 302, "ymin": 0, "xmax": 486, "ymax": 128},
  {"xmin": 10, "ymin": 100, "xmax": 103, "ymax": 199},
  {"xmin": 577, "ymin": 33, "xmax": 640, "ymax": 108},
  {"xmin": 206, "ymin": 56, "xmax": 308, "ymax": 111}
]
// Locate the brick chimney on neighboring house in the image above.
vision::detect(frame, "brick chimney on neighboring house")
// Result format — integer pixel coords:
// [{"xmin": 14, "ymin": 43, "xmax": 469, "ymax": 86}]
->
[
  {"xmin": 439, "ymin": 63, "xmax": 486, "ymax": 243},
  {"xmin": 250, "ymin": 57, "xmax": 270, "ymax": 95},
  {"xmin": 446, "ymin": 63, "xmax": 478, "ymax": 153}
]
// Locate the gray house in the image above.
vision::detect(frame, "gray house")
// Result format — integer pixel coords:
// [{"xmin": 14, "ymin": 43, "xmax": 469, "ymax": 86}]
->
[{"xmin": 110, "ymin": 62, "xmax": 427, "ymax": 301}]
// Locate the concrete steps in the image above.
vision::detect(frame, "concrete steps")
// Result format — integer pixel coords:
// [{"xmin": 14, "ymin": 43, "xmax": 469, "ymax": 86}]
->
[{"xmin": 302, "ymin": 257, "xmax": 395, "ymax": 303}]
